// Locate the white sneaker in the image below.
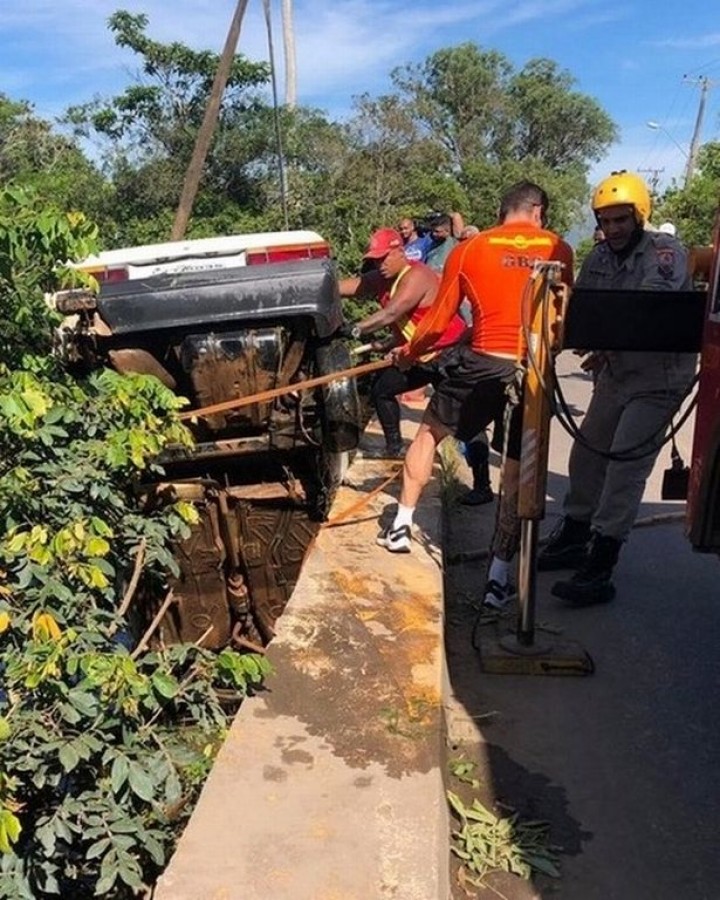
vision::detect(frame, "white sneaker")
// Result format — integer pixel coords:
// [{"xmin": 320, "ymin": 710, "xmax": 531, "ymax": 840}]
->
[
  {"xmin": 483, "ymin": 579, "xmax": 516, "ymax": 610},
  {"xmin": 376, "ymin": 524, "xmax": 411, "ymax": 553}
]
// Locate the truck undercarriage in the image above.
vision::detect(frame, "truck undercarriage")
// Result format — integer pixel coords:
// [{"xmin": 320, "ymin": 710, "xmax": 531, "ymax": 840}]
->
[{"xmin": 56, "ymin": 241, "xmax": 366, "ymax": 649}]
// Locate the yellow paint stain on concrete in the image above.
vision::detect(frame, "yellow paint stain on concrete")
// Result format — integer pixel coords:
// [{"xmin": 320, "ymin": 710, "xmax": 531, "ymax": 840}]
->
[
  {"xmin": 334, "ymin": 570, "xmax": 443, "ymax": 703},
  {"xmin": 307, "ymin": 819, "xmax": 335, "ymax": 840},
  {"xmin": 331, "ymin": 567, "xmax": 385, "ymax": 602}
]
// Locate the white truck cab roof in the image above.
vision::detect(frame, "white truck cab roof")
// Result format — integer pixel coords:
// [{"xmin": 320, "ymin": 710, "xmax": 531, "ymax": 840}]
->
[{"xmin": 72, "ymin": 230, "xmax": 329, "ymax": 283}]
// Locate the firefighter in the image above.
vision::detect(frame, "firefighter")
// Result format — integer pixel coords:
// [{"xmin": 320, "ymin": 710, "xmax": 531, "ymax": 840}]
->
[
  {"xmin": 539, "ymin": 170, "xmax": 697, "ymax": 605},
  {"xmin": 376, "ymin": 182, "xmax": 573, "ymax": 561}
]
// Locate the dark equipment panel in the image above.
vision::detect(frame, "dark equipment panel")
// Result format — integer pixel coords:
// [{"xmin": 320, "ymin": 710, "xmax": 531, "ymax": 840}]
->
[{"xmin": 562, "ymin": 288, "xmax": 706, "ymax": 353}]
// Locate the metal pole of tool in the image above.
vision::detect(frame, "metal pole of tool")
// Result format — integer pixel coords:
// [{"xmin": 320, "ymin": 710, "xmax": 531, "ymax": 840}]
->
[
  {"xmin": 516, "ymin": 519, "xmax": 539, "ymax": 645},
  {"xmin": 501, "ymin": 262, "xmax": 565, "ymax": 655}
]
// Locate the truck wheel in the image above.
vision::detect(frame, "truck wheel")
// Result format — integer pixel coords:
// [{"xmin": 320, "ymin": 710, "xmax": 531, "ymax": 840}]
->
[{"xmin": 314, "ymin": 340, "xmax": 362, "ymax": 453}]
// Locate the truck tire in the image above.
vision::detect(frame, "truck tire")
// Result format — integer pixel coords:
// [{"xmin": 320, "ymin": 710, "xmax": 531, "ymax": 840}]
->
[{"xmin": 314, "ymin": 339, "xmax": 362, "ymax": 453}]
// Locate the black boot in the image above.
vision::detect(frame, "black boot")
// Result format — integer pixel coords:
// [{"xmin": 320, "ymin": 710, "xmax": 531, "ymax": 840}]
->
[
  {"xmin": 461, "ymin": 440, "xmax": 493, "ymax": 506},
  {"xmin": 551, "ymin": 533, "xmax": 622, "ymax": 607},
  {"xmin": 373, "ymin": 399, "xmax": 405, "ymax": 457},
  {"xmin": 382, "ymin": 426, "xmax": 405, "ymax": 458},
  {"xmin": 537, "ymin": 516, "xmax": 591, "ymax": 571}
]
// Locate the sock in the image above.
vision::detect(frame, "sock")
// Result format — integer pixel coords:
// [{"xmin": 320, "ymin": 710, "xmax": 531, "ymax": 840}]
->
[
  {"xmin": 488, "ymin": 556, "xmax": 510, "ymax": 586},
  {"xmin": 392, "ymin": 504, "xmax": 415, "ymax": 530}
]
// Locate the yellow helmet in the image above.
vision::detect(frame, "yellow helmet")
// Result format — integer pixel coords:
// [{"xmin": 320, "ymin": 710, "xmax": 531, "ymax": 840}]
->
[{"xmin": 591, "ymin": 170, "xmax": 652, "ymax": 224}]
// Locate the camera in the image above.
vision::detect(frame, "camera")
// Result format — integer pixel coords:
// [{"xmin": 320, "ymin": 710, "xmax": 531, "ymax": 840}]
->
[{"xmin": 417, "ymin": 211, "xmax": 446, "ymax": 236}]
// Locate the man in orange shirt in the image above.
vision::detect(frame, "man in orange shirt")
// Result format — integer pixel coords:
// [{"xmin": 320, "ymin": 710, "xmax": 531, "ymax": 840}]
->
[{"xmin": 379, "ymin": 182, "xmax": 574, "ymax": 606}]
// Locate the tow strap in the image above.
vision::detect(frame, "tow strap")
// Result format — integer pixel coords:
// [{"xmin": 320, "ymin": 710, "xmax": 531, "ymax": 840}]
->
[{"xmin": 178, "ymin": 357, "xmax": 392, "ymax": 422}]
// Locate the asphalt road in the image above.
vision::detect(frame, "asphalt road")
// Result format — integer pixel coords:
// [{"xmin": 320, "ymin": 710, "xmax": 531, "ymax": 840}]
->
[{"xmin": 445, "ymin": 353, "xmax": 720, "ymax": 900}]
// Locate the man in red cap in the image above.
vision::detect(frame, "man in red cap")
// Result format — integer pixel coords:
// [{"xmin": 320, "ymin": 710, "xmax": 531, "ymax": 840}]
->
[{"xmin": 339, "ymin": 228, "xmax": 471, "ymax": 460}]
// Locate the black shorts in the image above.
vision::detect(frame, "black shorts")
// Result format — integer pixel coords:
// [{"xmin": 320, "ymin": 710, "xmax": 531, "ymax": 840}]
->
[{"xmin": 427, "ymin": 346, "xmax": 522, "ymax": 459}]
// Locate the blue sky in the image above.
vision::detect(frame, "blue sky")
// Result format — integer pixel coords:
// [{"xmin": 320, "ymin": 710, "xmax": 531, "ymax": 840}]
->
[{"xmin": 2, "ymin": 0, "xmax": 719, "ymax": 193}]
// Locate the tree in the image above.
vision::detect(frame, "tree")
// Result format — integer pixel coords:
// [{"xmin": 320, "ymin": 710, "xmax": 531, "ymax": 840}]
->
[
  {"xmin": 384, "ymin": 44, "xmax": 616, "ymax": 234},
  {"xmin": 0, "ymin": 178, "xmax": 272, "ymax": 900},
  {"xmin": 0, "ymin": 186, "xmax": 99, "ymax": 363},
  {"xmin": 0, "ymin": 95, "xmax": 109, "ymax": 231},
  {"xmin": 64, "ymin": 10, "xmax": 272, "ymax": 242},
  {"xmin": 654, "ymin": 142, "xmax": 720, "ymax": 247}
]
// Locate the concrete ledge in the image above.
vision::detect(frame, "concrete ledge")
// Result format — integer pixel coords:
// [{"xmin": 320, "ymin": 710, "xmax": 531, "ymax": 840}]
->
[{"xmin": 156, "ymin": 456, "xmax": 448, "ymax": 900}]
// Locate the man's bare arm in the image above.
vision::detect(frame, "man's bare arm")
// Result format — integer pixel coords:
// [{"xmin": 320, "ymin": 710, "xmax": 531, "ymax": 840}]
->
[{"xmin": 355, "ymin": 268, "xmax": 434, "ymax": 336}]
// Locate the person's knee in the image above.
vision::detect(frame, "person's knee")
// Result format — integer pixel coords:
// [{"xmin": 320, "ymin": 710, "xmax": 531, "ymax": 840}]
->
[{"xmin": 422, "ymin": 410, "xmax": 452, "ymax": 443}]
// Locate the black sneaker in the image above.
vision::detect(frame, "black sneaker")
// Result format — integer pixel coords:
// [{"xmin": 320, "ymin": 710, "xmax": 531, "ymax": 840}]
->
[
  {"xmin": 537, "ymin": 516, "xmax": 591, "ymax": 571},
  {"xmin": 384, "ymin": 442, "xmax": 405, "ymax": 459},
  {"xmin": 362, "ymin": 443, "xmax": 405, "ymax": 460},
  {"xmin": 376, "ymin": 524, "xmax": 411, "ymax": 553},
  {"xmin": 482, "ymin": 579, "xmax": 516, "ymax": 610}
]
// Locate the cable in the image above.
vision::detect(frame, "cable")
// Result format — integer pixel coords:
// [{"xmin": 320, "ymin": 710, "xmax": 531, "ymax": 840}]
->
[{"xmin": 521, "ymin": 269, "xmax": 700, "ymax": 462}]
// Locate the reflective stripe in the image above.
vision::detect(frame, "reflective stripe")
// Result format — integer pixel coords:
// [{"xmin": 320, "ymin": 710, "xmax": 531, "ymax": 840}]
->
[{"xmin": 487, "ymin": 236, "xmax": 554, "ymax": 249}]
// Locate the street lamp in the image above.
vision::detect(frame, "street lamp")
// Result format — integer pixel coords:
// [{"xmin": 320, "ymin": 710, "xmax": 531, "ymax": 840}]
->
[
  {"xmin": 646, "ymin": 121, "xmax": 689, "ymax": 159},
  {"xmin": 646, "ymin": 121, "xmax": 695, "ymax": 188}
]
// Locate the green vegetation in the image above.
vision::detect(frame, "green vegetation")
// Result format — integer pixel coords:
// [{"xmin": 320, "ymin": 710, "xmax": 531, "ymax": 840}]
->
[
  {"xmin": 448, "ymin": 757, "xmax": 562, "ymax": 891},
  {"xmin": 448, "ymin": 788, "xmax": 561, "ymax": 884},
  {"xmin": 1, "ymin": 9, "xmax": 717, "ymax": 896},
  {"xmin": 9, "ymin": 11, "xmax": 621, "ymax": 271},
  {"xmin": 0, "ymin": 188, "xmax": 272, "ymax": 897}
]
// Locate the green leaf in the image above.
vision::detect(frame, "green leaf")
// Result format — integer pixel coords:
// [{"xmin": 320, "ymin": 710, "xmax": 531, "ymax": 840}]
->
[
  {"xmin": 110, "ymin": 755, "xmax": 129, "ymax": 795},
  {"xmin": 144, "ymin": 833, "xmax": 165, "ymax": 866},
  {"xmin": 58, "ymin": 743, "xmax": 80, "ymax": 773},
  {"xmin": 127, "ymin": 762, "xmax": 154, "ymax": 802},
  {"xmin": 524, "ymin": 853, "xmax": 561, "ymax": 878},
  {"xmin": 109, "ymin": 817, "xmax": 137, "ymax": 834},
  {"xmin": 0, "ymin": 809, "xmax": 22, "ymax": 853},
  {"xmin": 152, "ymin": 671, "xmax": 179, "ymax": 698},
  {"xmin": 85, "ymin": 837, "xmax": 111, "ymax": 860},
  {"xmin": 69, "ymin": 690, "xmax": 98, "ymax": 717},
  {"xmin": 95, "ymin": 872, "xmax": 118, "ymax": 895}
]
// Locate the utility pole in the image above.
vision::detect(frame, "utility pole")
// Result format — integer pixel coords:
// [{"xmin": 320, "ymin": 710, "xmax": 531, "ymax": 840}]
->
[
  {"xmin": 263, "ymin": 0, "xmax": 290, "ymax": 229},
  {"xmin": 683, "ymin": 75, "xmax": 715, "ymax": 189},
  {"xmin": 639, "ymin": 166, "xmax": 665, "ymax": 192},
  {"xmin": 171, "ymin": 0, "xmax": 250, "ymax": 241},
  {"xmin": 281, "ymin": 0, "xmax": 297, "ymax": 108}
]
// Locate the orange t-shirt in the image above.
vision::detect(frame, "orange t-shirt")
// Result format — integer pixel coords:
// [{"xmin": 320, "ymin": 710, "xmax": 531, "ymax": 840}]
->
[{"xmin": 406, "ymin": 222, "xmax": 574, "ymax": 361}]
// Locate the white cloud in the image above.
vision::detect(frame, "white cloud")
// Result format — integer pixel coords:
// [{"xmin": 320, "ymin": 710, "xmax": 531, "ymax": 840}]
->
[
  {"xmin": 1, "ymin": 0, "xmax": 595, "ymax": 117},
  {"xmin": 650, "ymin": 33, "xmax": 720, "ymax": 49}
]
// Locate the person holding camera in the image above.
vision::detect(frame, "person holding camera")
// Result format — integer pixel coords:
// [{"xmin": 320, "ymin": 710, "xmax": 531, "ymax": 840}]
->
[{"xmin": 425, "ymin": 212, "xmax": 465, "ymax": 273}]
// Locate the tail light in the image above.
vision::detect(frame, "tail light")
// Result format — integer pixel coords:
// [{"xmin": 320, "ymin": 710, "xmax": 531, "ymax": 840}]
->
[
  {"xmin": 88, "ymin": 266, "xmax": 129, "ymax": 284},
  {"xmin": 246, "ymin": 243, "xmax": 330, "ymax": 265}
]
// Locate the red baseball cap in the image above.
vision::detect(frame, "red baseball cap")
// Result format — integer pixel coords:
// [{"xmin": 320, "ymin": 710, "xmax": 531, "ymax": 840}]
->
[{"xmin": 363, "ymin": 227, "xmax": 403, "ymax": 259}]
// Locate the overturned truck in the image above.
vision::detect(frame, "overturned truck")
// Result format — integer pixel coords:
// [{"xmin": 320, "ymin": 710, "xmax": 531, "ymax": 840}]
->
[{"xmin": 55, "ymin": 230, "xmax": 363, "ymax": 650}]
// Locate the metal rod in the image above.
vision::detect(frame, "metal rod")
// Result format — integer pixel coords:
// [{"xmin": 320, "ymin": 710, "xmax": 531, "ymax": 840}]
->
[
  {"xmin": 516, "ymin": 518, "xmax": 539, "ymax": 646},
  {"xmin": 171, "ymin": 0, "xmax": 250, "ymax": 240}
]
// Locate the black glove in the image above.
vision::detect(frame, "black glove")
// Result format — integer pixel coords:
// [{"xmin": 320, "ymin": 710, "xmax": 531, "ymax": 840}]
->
[{"xmin": 338, "ymin": 323, "xmax": 362, "ymax": 340}]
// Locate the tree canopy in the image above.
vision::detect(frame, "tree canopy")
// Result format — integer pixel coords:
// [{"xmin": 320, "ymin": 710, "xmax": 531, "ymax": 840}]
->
[
  {"xmin": 50, "ymin": 16, "xmax": 622, "ymax": 263},
  {"xmin": 5, "ymin": 10, "xmax": 718, "ymax": 265}
]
